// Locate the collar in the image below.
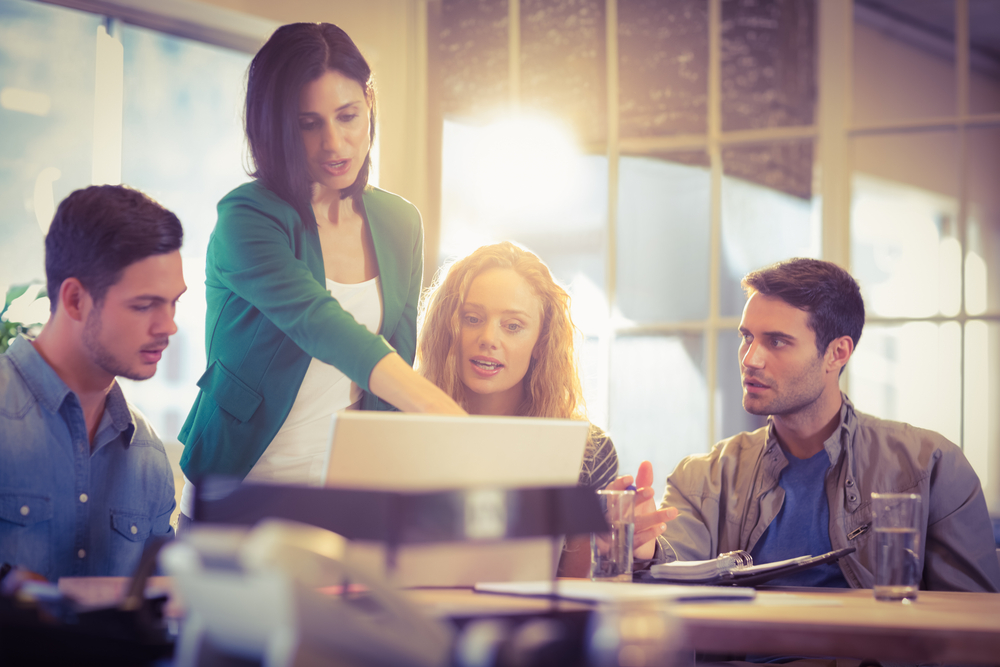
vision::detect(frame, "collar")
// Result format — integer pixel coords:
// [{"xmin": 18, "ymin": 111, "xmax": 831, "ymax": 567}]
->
[
  {"xmin": 7, "ymin": 335, "xmax": 74, "ymax": 414},
  {"xmin": 764, "ymin": 392, "xmax": 858, "ymax": 466},
  {"xmin": 7, "ymin": 335, "xmax": 136, "ymax": 446}
]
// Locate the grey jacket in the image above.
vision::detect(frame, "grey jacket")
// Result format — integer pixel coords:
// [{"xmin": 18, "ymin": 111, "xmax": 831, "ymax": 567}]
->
[{"xmin": 655, "ymin": 394, "xmax": 1000, "ymax": 592}]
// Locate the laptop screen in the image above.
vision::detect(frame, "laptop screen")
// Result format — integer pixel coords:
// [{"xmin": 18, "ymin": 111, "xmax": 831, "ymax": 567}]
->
[{"xmin": 322, "ymin": 411, "xmax": 590, "ymax": 491}]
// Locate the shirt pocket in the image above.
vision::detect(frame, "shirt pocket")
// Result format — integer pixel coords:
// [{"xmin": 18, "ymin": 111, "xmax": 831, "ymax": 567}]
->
[
  {"xmin": 0, "ymin": 492, "xmax": 53, "ymax": 575},
  {"xmin": 110, "ymin": 510, "xmax": 152, "ymax": 543},
  {"xmin": 0, "ymin": 492, "xmax": 53, "ymax": 527}
]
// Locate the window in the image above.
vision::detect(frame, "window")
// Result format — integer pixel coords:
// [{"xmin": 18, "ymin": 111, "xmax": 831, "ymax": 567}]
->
[
  {"xmin": 432, "ymin": 0, "xmax": 1000, "ymax": 506},
  {"xmin": 0, "ymin": 0, "xmax": 256, "ymax": 445}
]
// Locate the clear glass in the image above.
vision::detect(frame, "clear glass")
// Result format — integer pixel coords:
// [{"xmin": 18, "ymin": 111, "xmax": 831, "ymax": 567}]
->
[
  {"xmin": 720, "ymin": 141, "xmax": 820, "ymax": 317},
  {"xmin": 871, "ymin": 492, "xmax": 921, "ymax": 601},
  {"xmin": 853, "ymin": 0, "xmax": 956, "ymax": 124},
  {"xmin": 609, "ymin": 334, "xmax": 708, "ymax": 497},
  {"xmin": 967, "ymin": 1, "xmax": 1000, "ymax": 116},
  {"xmin": 616, "ymin": 153, "xmax": 710, "ymax": 323},
  {"xmin": 115, "ymin": 24, "xmax": 252, "ymax": 443},
  {"xmin": 716, "ymin": 329, "xmax": 768, "ymax": 442},
  {"xmin": 721, "ymin": 0, "xmax": 817, "ymax": 132},
  {"xmin": 438, "ymin": 0, "xmax": 509, "ymax": 122},
  {"xmin": 618, "ymin": 0, "xmax": 708, "ymax": 137},
  {"xmin": 964, "ymin": 321, "xmax": 999, "ymax": 514},
  {"xmin": 591, "ymin": 488, "xmax": 635, "ymax": 582},
  {"xmin": 521, "ymin": 0, "xmax": 607, "ymax": 144},
  {"xmin": 0, "ymin": 0, "xmax": 100, "ymax": 298},
  {"xmin": 848, "ymin": 322, "xmax": 962, "ymax": 447},
  {"xmin": 850, "ymin": 131, "xmax": 960, "ymax": 318},
  {"xmin": 966, "ymin": 127, "xmax": 1000, "ymax": 316}
]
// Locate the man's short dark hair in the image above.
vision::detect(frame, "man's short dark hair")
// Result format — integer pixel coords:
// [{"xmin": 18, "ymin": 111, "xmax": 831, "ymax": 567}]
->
[
  {"xmin": 45, "ymin": 185, "xmax": 183, "ymax": 312},
  {"xmin": 742, "ymin": 258, "xmax": 865, "ymax": 355}
]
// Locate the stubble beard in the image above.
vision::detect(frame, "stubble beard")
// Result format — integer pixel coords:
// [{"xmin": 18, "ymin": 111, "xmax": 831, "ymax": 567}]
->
[
  {"xmin": 82, "ymin": 307, "xmax": 151, "ymax": 382},
  {"xmin": 742, "ymin": 355, "xmax": 826, "ymax": 418}
]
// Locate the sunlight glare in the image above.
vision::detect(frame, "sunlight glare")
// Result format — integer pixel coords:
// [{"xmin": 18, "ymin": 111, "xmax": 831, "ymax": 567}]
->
[{"xmin": 471, "ymin": 114, "xmax": 581, "ymax": 221}]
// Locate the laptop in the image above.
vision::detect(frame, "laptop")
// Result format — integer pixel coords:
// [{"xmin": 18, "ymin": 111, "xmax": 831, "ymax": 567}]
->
[{"xmin": 322, "ymin": 411, "xmax": 591, "ymax": 587}]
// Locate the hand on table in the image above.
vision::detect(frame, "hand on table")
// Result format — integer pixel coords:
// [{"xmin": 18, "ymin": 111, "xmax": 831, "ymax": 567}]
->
[{"xmin": 605, "ymin": 460, "xmax": 678, "ymax": 560}]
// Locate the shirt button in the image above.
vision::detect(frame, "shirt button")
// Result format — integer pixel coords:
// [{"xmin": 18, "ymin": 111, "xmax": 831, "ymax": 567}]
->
[
  {"xmin": 130, "ymin": 525, "xmax": 138, "ymax": 535},
  {"xmin": 78, "ymin": 549, "xmax": 86, "ymax": 559},
  {"xmin": 20, "ymin": 505, "xmax": 29, "ymax": 516},
  {"xmin": 846, "ymin": 480, "xmax": 854, "ymax": 487},
  {"xmin": 79, "ymin": 494, "xmax": 89, "ymax": 503},
  {"xmin": 849, "ymin": 494, "xmax": 857, "ymax": 502}
]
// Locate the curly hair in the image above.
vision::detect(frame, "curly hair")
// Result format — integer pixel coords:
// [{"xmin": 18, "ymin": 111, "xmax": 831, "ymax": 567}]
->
[{"xmin": 417, "ymin": 242, "xmax": 586, "ymax": 420}]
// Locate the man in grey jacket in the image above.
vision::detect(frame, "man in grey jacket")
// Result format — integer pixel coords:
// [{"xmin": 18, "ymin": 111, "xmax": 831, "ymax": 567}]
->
[{"xmin": 651, "ymin": 258, "xmax": 1000, "ymax": 592}]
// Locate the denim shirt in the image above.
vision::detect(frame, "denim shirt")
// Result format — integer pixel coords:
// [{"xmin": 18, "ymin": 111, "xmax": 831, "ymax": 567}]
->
[{"xmin": 0, "ymin": 336, "xmax": 175, "ymax": 580}]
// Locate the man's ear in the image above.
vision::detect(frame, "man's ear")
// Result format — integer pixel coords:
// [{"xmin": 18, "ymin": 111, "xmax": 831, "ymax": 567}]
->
[
  {"xmin": 826, "ymin": 335, "xmax": 854, "ymax": 374},
  {"xmin": 58, "ymin": 278, "xmax": 90, "ymax": 323}
]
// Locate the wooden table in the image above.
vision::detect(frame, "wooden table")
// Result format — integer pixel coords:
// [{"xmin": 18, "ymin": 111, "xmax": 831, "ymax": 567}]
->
[
  {"xmin": 409, "ymin": 586, "xmax": 1000, "ymax": 665},
  {"xmin": 674, "ymin": 587, "xmax": 1000, "ymax": 665},
  {"xmin": 60, "ymin": 578, "xmax": 1000, "ymax": 665}
]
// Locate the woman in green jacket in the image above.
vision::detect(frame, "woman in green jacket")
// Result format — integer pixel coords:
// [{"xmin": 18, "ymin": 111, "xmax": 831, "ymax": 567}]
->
[{"xmin": 178, "ymin": 23, "xmax": 462, "ymax": 518}]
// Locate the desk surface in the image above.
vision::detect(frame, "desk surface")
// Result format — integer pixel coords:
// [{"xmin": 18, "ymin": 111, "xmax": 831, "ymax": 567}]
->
[
  {"xmin": 60, "ymin": 578, "xmax": 1000, "ymax": 665},
  {"xmin": 409, "ymin": 585, "xmax": 1000, "ymax": 665}
]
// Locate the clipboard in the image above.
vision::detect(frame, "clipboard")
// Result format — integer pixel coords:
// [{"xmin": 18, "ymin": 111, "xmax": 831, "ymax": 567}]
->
[{"xmin": 635, "ymin": 547, "xmax": 856, "ymax": 587}]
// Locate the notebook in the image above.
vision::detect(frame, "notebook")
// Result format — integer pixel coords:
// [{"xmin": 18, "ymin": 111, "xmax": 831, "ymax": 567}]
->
[{"xmin": 322, "ymin": 411, "xmax": 592, "ymax": 587}]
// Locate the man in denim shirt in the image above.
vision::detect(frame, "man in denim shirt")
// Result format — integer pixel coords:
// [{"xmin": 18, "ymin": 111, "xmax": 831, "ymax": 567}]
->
[{"xmin": 0, "ymin": 185, "xmax": 184, "ymax": 587}]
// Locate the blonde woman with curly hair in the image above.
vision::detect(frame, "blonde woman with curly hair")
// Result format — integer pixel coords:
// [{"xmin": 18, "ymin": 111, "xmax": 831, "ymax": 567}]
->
[{"xmin": 417, "ymin": 242, "xmax": 676, "ymax": 575}]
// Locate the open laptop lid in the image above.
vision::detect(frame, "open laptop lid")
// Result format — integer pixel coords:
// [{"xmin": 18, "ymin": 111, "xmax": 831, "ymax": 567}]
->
[
  {"xmin": 322, "ymin": 411, "xmax": 592, "ymax": 587},
  {"xmin": 322, "ymin": 411, "xmax": 590, "ymax": 491}
]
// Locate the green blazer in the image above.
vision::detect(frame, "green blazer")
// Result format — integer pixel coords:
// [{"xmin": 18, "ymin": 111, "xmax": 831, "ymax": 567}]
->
[{"xmin": 179, "ymin": 181, "xmax": 423, "ymax": 480}]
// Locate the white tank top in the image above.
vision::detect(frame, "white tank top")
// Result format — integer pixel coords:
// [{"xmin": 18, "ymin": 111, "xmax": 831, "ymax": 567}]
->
[{"xmin": 180, "ymin": 276, "xmax": 383, "ymax": 515}]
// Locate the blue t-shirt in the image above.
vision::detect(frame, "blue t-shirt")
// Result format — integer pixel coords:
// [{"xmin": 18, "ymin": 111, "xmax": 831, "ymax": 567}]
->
[{"xmin": 749, "ymin": 447, "xmax": 849, "ymax": 588}]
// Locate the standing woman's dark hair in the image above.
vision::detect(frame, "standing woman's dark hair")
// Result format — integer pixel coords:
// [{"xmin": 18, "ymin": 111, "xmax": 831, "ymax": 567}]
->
[{"xmin": 245, "ymin": 22, "xmax": 376, "ymax": 220}]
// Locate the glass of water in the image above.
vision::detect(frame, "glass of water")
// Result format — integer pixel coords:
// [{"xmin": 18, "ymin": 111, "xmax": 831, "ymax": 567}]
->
[
  {"xmin": 591, "ymin": 489, "xmax": 635, "ymax": 582},
  {"xmin": 871, "ymin": 492, "xmax": 921, "ymax": 601}
]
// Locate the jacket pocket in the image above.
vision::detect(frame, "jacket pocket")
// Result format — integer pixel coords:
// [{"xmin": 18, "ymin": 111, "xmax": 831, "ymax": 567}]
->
[
  {"xmin": 0, "ymin": 492, "xmax": 53, "ymax": 527},
  {"xmin": 110, "ymin": 510, "xmax": 152, "ymax": 543},
  {"xmin": 196, "ymin": 359, "xmax": 263, "ymax": 423}
]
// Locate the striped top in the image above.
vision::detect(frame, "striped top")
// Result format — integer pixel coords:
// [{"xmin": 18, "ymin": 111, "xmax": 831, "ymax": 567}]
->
[{"xmin": 579, "ymin": 425, "xmax": 619, "ymax": 491}]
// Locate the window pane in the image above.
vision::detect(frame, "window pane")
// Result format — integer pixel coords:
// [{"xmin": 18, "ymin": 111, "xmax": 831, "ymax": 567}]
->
[
  {"xmin": 618, "ymin": 0, "xmax": 708, "ymax": 138},
  {"xmin": 439, "ymin": 0, "xmax": 508, "ymax": 122},
  {"xmin": 521, "ymin": 0, "xmax": 606, "ymax": 144},
  {"xmin": 853, "ymin": 0, "xmax": 956, "ymax": 124},
  {"xmin": 967, "ymin": 0, "xmax": 1000, "ymax": 116},
  {"xmin": 848, "ymin": 322, "xmax": 962, "ymax": 447},
  {"xmin": 851, "ymin": 131, "xmax": 960, "ymax": 318},
  {"xmin": 439, "ymin": 117, "xmax": 608, "ymax": 332},
  {"xmin": 0, "ymin": 0, "xmax": 100, "ymax": 295},
  {"xmin": 616, "ymin": 153, "xmax": 710, "ymax": 323},
  {"xmin": 966, "ymin": 127, "xmax": 1000, "ymax": 316},
  {"xmin": 716, "ymin": 328, "xmax": 767, "ymax": 443},
  {"xmin": 720, "ymin": 141, "xmax": 819, "ymax": 317},
  {"xmin": 965, "ymin": 321, "xmax": 999, "ymax": 511},
  {"xmin": 116, "ymin": 25, "xmax": 252, "ymax": 443},
  {"xmin": 721, "ymin": 0, "xmax": 816, "ymax": 132},
  {"xmin": 609, "ymin": 334, "xmax": 708, "ymax": 496}
]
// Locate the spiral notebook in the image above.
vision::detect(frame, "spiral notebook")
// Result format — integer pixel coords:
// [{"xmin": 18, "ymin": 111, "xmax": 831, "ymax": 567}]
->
[{"xmin": 641, "ymin": 547, "xmax": 856, "ymax": 586}]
